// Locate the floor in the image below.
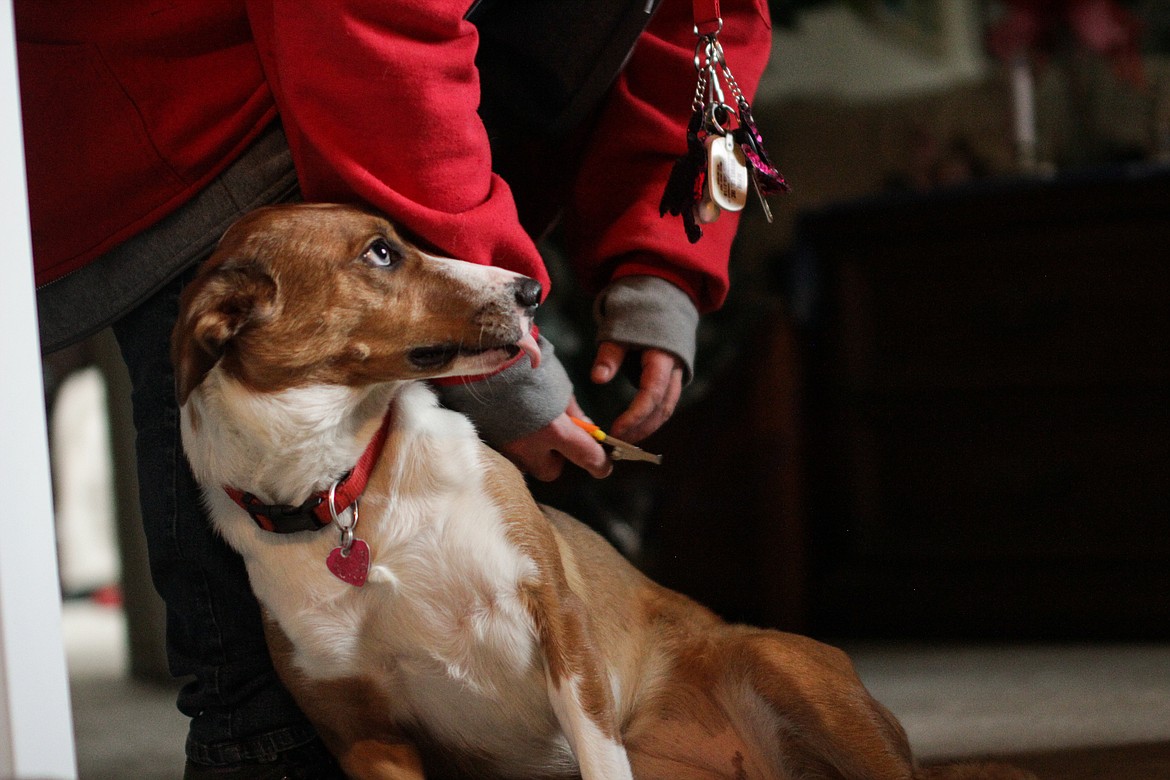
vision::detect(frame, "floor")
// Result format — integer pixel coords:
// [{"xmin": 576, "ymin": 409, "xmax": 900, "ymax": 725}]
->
[
  {"xmin": 64, "ymin": 599, "xmax": 1170, "ymax": 779},
  {"xmin": 64, "ymin": 601, "xmax": 186, "ymax": 780},
  {"xmin": 850, "ymin": 642, "xmax": 1170, "ymax": 763}
]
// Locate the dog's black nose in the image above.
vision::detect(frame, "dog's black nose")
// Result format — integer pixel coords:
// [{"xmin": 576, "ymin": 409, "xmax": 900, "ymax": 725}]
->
[{"xmin": 513, "ymin": 278, "xmax": 542, "ymax": 309}]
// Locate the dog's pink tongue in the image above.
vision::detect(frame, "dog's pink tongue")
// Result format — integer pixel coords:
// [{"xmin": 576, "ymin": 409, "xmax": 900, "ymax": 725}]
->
[{"xmin": 518, "ymin": 331, "xmax": 541, "ymax": 369}]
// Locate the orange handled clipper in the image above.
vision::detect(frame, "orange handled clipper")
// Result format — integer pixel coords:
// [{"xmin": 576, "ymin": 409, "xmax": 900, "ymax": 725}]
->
[{"xmin": 569, "ymin": 417, "xmax": 663, "ymax": 465}]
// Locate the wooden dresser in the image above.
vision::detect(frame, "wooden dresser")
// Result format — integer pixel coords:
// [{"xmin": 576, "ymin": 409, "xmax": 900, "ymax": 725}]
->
[{"xmin": 793, "ymin": 165, "xmax": 1170, "ymax": 639}]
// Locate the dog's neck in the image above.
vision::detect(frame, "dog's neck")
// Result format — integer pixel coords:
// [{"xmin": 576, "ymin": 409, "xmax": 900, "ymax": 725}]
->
[{"xmin": 181, "ymin": 369, "xmax": 404, "ymax": 508}]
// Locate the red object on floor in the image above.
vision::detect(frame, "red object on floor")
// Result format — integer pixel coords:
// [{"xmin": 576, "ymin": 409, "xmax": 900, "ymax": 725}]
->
[{"xmin": 90, "ymin": 584, "xmax": 123, "ymax": 608}]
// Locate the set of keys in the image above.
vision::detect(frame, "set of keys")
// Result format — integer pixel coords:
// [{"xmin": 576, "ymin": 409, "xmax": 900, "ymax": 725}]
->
[{"xmin": 660, "ymin": 21, "xmax": 789, "ymax": 243}]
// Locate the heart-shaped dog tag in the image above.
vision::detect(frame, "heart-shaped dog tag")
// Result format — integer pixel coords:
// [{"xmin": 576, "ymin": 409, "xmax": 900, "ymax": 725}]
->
[
  {"xmin": 326, "ymin": 538, "xmax": 370, "ymax": 587},
  {"xmin": 705, "ymin": 133, "xmax": 748, "ymax": 212}
]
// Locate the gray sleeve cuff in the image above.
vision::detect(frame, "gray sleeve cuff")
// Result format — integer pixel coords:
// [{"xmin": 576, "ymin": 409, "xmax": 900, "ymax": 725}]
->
[
  {"xmin": 593, "ymin": 275, "xmax": 700, "ymax": 382},
  {"xmin": 434, "ymin": 334, "xmax": 573, "ymax": 447}
]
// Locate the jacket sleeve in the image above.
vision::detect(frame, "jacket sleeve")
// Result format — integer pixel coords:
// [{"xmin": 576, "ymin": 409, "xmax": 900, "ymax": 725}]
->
[
  {"xmin": 244, "ymin": 0, "xmax": 548, "ymax": 290},
  {"xmin": 560, "ymin": 0, "xmax": 774, "ymax": 315},
  {"xmin": 246, "ymin": 0, "xmax": 568, "ymax": 444}
]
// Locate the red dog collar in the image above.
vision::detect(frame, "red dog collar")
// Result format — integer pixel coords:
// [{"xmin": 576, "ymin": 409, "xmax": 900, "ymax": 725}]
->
[{"xmin": 224, "ymin": 407, "xmax": 393, "ymax": 534}]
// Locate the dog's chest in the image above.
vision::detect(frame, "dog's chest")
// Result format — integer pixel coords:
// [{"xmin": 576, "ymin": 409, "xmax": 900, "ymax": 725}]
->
[
  {"xmin": 251, "ymin": 487, "xmax": 562, "ymax": 751},
  {"xmin": 369, "ymin": 511, "xmax": 542, "ymax": 691},
  {"xmin": 271, "ymin": 500, "xmax": 537, "ymax": 664}
]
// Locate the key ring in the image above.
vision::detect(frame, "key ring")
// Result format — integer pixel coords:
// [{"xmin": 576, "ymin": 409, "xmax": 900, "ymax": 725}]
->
[
  {"xmin": 704, "ymin": 101, "xmax": 735, "ymax": 136},
  {"xmin": 691, "ymin": 18, "xmax": 723, "ymax": 38},
  {"xmin": 660, "ymin": 4, "xmax": 787, "ymax": 242},
  {"xmin": 327, "ymin": 482, "xmax": 360, "ymax": 555},
  {"xmin": 693, "ymin": 34, "xmax": 724, "ymax": 74}
]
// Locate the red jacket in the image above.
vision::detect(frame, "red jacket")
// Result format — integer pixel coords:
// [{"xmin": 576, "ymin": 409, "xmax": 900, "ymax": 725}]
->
[{"xmin": 17, "ymin": 0, "xmax": 771, "ymax": 312}]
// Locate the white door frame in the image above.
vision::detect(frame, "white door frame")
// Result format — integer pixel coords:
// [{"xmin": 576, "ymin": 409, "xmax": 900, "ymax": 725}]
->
[{"xmin": 0, "ymin": 0, "xmax": 79, "ymax": 776}]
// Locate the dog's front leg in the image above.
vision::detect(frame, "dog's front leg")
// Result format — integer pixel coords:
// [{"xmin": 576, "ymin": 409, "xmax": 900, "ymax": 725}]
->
[
  {"xmin": 539, "ymin": 596, "xmax": 634, "ymax": 780},
  {"xmin": 263, "ymin": 617, "xmax": 426, "ymax": 779},
  {"xmin": 546, "ymin": 667, "xmax": 634, "ymax": 779}
]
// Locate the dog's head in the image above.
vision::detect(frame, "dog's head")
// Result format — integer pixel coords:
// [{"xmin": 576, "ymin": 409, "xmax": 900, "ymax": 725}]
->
[{"xmin": 172, "ymin": 204, "xmax": 541, "ymax": 404}]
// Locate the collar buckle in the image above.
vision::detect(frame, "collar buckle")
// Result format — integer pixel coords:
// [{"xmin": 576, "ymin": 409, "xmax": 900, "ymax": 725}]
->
[{"xmin": 240, "ymin": 493, "xmax": 328, "ymax": 534}]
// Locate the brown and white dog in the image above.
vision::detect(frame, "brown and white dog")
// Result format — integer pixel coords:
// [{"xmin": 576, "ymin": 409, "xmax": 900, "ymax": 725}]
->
[{"xmin": 173, "ymin": 204, "xmax": 1032, "ymax": 780}]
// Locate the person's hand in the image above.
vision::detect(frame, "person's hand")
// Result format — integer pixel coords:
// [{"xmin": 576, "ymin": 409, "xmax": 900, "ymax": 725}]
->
[
  {"xmin": 500, "ymin": 397, "xmax": 612, "ymax": 482},
  {"xmin": 591, "ymin": 343, "xmax": 684, "ymax": 443}
]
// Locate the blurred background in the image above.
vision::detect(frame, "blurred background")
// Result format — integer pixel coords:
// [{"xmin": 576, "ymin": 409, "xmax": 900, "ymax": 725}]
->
[{"xmin": 41, "ymin": 0, "xmax": 1170, "ymax": 777}]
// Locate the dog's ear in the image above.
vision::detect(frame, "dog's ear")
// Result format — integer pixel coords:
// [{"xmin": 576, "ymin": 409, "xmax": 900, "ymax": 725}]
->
[{"xmin": 171, "ymin": 262, "xmax": 278, "ymax": 405}]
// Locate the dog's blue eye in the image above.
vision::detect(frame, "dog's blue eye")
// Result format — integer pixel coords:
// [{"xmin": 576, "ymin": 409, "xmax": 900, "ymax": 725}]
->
[{"xmin": 362, "ymin": 238, "xmax": 401, "ymax": 268}]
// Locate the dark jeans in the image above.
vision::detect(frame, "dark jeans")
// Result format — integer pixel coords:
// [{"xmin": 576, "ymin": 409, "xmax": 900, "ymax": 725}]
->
[
  {"xmin": 102, "ymin": 125, "xmax": 316, "ymax": 766},
  {"xmin": 113, "ymin": 270, "xmax": 319, "ymax": 765}
]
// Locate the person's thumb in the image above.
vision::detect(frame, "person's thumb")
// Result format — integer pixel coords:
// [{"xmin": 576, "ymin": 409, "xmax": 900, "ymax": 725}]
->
[{"xmin": 591, "ymin": 341, "xmax": 626, "ymax": 384}]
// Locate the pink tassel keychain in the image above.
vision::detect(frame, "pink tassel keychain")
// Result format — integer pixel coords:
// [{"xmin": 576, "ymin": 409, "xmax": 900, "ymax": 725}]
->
[{"xmin": 660, "ymin": 0, "xmax": 788, "ymax": 242}]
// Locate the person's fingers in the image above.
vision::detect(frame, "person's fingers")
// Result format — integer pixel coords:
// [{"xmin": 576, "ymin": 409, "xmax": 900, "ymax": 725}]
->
[
  {"xmin": 567, "ymin": 396, "xmax": 590, "ymax": 422},
  {"xmin": 591, "ymin": 341, "xmax": 627, "ymax": 384},
  {"xmin": 563, "ymin": 398, "xmax": 611, "ymax": 477},
  {"xmin": 527, "ymin": 454, "xmax": 566, "ymax": 482},
  {"xmin": 556, "ymin": 420, "xmax": 613, "ymax": 479},
  {"xmin": 502, "ymin": 439, "xmax": 565, "ymax": 482},
  {"xmin": 611, "ymin": 350, "xmax": 683, "ymax": 442},
  {"xmin": 499, "ymin": 409, "xmax": 611, "ymax": 481}
]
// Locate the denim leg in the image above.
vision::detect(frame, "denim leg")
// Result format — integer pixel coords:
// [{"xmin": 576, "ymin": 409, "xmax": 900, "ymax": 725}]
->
[{"xmin": 112, "ymin": 268, "xmax": 321, "ymax": 764}]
